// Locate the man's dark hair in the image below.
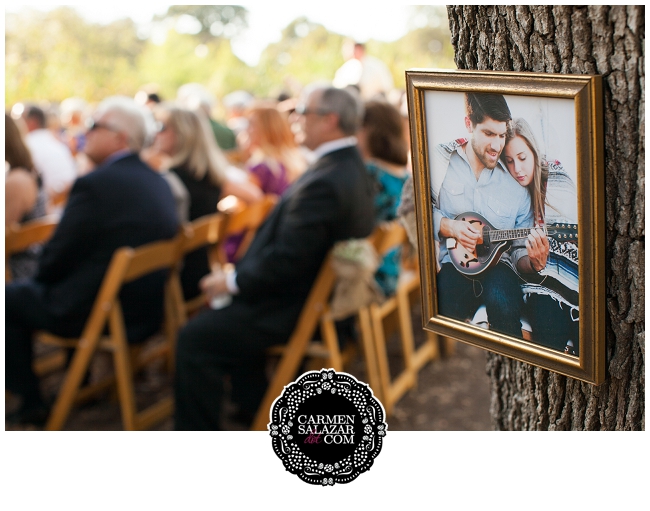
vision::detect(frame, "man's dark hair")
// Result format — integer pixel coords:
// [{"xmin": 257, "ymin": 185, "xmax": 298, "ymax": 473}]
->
[
  {"xmin": 465, "ymin": 92, "xmax": 511, "ymax": 126},
  {"xmin": 25, "ymin": 105, "xmax": 47, "ymax": 129}
]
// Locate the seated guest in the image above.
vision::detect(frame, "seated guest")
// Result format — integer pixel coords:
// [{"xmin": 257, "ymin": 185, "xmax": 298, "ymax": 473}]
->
[
  {"xmin": 223, "ymin": 90, "xmax": 254, "ymax": 137},
  {"xmin": 222, "ymin": 103, "xmax": 308, "ymax": 262},
  {"xmin": 152, "ymin": 104, "xmax": 262, "ymax": 300},
  {"xmin": 5, "ymin": 96, "xmax": 179, "ymax": 426},
  {"xmin": 357, "ymin": 100, "xmax": 409, "ymax": 295},
  {"xmin": 5, "ymin": 113, "xmax": 48, "ymax": 280},
  {"xmin": 21, "ymin": 104, "xmax": 78, "ymax": 209},
  {"xmin": 176, "ymin": 83, "xmax": 237, "ymax": 151},
  {"xmin": 174, "ymin": 86, "xmax": 376, "ymax": 430},
  {"xmin": 244, "ymin": 103, "xmax": 307, "ymax": 194},
  {"xmin": 59, "ymin": 97, "xmax": 88, "ymax": 156}
]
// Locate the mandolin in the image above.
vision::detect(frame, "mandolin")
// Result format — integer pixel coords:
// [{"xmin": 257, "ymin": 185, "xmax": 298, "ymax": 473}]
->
[{"xmin": 446, "ymin": 211, "xmax": 577, "ymax": 276}]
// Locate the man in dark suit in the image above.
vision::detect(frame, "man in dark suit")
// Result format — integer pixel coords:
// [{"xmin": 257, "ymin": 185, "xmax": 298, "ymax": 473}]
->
[
  {"xmin": 174, "ymin": 86, "xmax": 376, "ymax": 430},
  {"xmin": 5, "ymin": 97, "xmax": 179, "ymax": 425}
]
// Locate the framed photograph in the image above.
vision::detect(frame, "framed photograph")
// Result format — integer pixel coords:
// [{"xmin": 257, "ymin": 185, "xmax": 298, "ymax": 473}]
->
[{"xmin": 405, "ymin": 69, "xmax": 605, "ymax": 384}]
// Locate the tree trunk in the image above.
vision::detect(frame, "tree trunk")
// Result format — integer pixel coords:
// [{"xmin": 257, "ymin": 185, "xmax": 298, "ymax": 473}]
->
[{"xmin": 446, "ymin": 5, "xmax": 644, "ymax": 430}]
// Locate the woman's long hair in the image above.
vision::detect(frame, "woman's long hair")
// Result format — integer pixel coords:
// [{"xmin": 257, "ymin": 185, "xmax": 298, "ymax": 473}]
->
[
  {"xmin": 504, "ymin": 117, "xmax": 549, "ymax": 224},
  {"xmin": 5, "ymin": 114, "xmax": 35, "ymax": 172},
  {"xmin": 362, "ymin": 100, "xmax": 408, "ymax": 166},
  {"xmin": 159, "ymin": 105, "xmax": 229, "ymax": 187},
  {"xmin": 247, "ymin": 104, "xmax": 305, "ymax": 182}
]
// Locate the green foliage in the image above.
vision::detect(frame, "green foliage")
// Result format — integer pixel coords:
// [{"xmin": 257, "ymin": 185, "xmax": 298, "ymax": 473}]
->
[
  {"xmin": 157, "ymin": 5, "xmax": 248, "ymax": 42},
  {"xmin": 6, "ymin": 7, "xmax": 144, "ymax": 105},
  {"xmin": 257, "ymin": 18, "xmax": 348, "ymax": 99},
  {"xmin": 373, "ymin": 27, "xmax": 456, "ymax": 89},
  {"xmin": 5, "ymin": 7, "xmax": 455, "ymax": 108}
]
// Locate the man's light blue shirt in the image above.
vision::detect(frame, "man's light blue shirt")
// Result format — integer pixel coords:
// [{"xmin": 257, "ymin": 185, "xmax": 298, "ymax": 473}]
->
[{"xmin": 433, "ymin": 142, "xmax": 533, "ymax": 267}]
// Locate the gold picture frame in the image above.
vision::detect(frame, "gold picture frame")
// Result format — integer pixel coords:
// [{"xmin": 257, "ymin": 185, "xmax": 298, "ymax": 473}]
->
[{"xmin": 406, "ymin": 69, "xmax": 605, "ymax": 384}]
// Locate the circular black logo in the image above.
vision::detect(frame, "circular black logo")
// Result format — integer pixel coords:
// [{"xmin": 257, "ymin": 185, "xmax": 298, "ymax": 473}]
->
[{"xmin": 269, "ymin": 369, "xmax": 386, "ymax": 486}]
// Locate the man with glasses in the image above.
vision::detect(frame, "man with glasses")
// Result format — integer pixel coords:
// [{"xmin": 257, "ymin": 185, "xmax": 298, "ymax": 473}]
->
[
  {"xmin": 5, "ymin": 96, "xmax": 178, "ymax": 426},
  {"xmin": 174, "ymin": 86, "xmax": 376, "ymax": 430}
]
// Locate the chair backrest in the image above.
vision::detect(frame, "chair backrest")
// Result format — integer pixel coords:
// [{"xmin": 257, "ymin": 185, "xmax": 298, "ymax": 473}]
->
[
  {"xmin": 79, "ymin": 234, "xmax": 185, "ymax": 345},
  {"xmin": 250, "ymin": 223, "xmax": 386, "ymax": 431},
  {"xmin": 224, "ymin": 194, "xmax": 278, "ymax": 235},
  {"xmin": 40, "ymin": 233, "xmax": 186, "ymax": 431},
  {"xmin": 180, "ymin": 212, "xmax": 228, "ymax": 267},
  {"xmin": 173, "ymin": 213, "xmax": 229, "ymax": 322},
  {"xmin": 218, "ymin": 194, "xmax": 278, "ymax": 264},
  {"xmin": 372, "ymin": 221, "xmax": 408, "ymax": 257},
  {"xmin": 5, "ymin": 215, "xmax": 59, "ymax": 281}
]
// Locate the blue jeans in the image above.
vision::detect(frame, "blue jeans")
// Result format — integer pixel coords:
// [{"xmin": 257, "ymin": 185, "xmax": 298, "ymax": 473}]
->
[
  {"xmin": 436, "ymin": 262, "xmax": 524, "ymax": 338},
  {"xmin": 525, "ymin": 294, "xmax": 579, "ymax": 354}
]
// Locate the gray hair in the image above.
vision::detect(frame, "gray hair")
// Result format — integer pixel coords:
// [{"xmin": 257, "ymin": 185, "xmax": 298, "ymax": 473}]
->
[
  {"xmin": 317, "ymin": 87, "xmax": 364, "ymax": 135},
  {"xmin": 95, "ymin": 96, "xmax": 148, "ymax": 152}
]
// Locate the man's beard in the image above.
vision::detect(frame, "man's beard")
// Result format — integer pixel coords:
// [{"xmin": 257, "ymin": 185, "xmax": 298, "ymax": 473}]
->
[{"xmin": 471, "ymin": 137, "xmax": 500, "ymax": 170}]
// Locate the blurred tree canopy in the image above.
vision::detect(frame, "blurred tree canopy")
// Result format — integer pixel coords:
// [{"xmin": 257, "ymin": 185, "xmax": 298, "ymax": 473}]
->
[
  {"xmin": 6, "ymin": 7, "xmax": 145, "ymax": 104},
  {"xmin": 154, "ymin": 5, "xmax": 248, "ymax": 42},
  {"xmin": 5, "ymin": 6, "xmax": 454, "ymax": 111}
]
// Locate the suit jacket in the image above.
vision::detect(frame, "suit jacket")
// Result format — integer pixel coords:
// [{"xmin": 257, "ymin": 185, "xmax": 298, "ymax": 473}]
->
[
  {"xmin": 233, "ymin": 145, "xmax": 376, "ymax": 336},
  {"xmin": 35, "ymin": 153, "xmax": 179, "ymax": 340}
]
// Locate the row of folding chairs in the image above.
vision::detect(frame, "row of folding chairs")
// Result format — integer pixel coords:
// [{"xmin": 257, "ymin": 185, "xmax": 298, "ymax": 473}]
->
[
  {"xmin": 5, "ymin": 196, "xmax": 278, "ymax": 430},
  {"xmin": 6, "ymin": 197, "xmax": 444, "ymax": 430},
  {"xmin": 250, "ymin": 220, "xmax": 444, "ymax": 429}
]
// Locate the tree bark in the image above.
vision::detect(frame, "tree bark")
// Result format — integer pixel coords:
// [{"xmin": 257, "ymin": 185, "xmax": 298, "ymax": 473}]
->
[{"xmin": 446, "ymin": 5, "xmax": 644, "ymax": 430}]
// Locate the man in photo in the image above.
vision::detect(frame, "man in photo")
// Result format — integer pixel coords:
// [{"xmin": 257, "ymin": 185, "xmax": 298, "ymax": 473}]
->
[{"xmin": 431, "ymin": 92, "xmax": 546, "ymax": 338}]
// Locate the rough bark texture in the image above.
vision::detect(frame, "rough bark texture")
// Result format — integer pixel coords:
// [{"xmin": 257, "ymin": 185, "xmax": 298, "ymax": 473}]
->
[{"xmin": 447, "ymin": 5, "xmax": 644, "ymax": 430}]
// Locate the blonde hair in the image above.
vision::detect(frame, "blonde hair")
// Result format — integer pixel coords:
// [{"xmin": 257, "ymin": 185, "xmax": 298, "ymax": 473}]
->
[
  {"xmin": 247, "ymin": 104, "xmax": 305, "ymax": 182},
  {"xmin": 503, "ymin": 118, "xmax": 549, "ymax": 224},
  {"xmin": 159, "ymin": 104, "xmax": 229, "ymax": 186}
]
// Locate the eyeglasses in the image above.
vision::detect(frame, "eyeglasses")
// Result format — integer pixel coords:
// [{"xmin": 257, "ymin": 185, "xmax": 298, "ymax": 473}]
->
[
  {"xmin": 85, "ymin": 118, "xmax": 121, "ymax": 134},
  {"xmin": 294, "ymin": 105, "xmax": 332, "ymax": 116}
]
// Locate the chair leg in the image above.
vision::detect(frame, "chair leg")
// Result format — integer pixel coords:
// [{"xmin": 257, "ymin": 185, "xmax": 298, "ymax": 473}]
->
[
  {"xmin": 357, "ymin": 307, "xmax": 383, "ymax": 405},
  {"xmin": 163, "ymin": 281, "xmax": 179, "ymax": 374},
  {"xmin": 109, "ymin": 307, "xmax": 138, "ymax": 431},
  {"xmin": 45, "ymin": 336, "xmax": 100, "ymax": 431},
  {"xmin": 443, "ymin": 337, "xmax": 457, "ymax": 356},
  {"xmin": 396, "ymin": 289, "xmax": 418, "ymax": 389},
  {"xmin": 320, "ymin": 312, "xmax": 344, "ymax": 371},
  {"xmin": 251, "ymin": 343, "xmax": 306, "ymax": 431}
]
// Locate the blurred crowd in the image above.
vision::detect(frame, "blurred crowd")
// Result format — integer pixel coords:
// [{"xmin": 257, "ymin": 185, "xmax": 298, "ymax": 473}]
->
[
  {"xmin": 5, "ymin": 42, "xmax": 417, "ymax": 429},
  {"xmin": 6, "ymin": 41, "xmax": 410, "ymax": 235}
]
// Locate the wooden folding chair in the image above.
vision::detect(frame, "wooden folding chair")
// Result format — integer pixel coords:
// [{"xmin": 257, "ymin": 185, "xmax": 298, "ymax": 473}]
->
[
  {"xmin": 250, "ymin": 225, "xmax": 389, "ymax": 431},
  {"xmin": 217, "ymin": 194, "xmax": 278, "ymax": 264},
  {"xmin": 305, "ymin": 225, "xmax": 393, "ymax": 402},
  {"xmin": 39, "ymin": 234, "xmax": 185, "ymax": 431},
  {"xmin": 250, "ymin": 251, "xmax": 338, "ymax": 431},
  {"xmin": 5, "ymin": 214, "xmax": 59, "ymax": 282},
  {"xmin": 175, "ymin": 212, "xmax": 229, "ymax": 324},
  {"xmin": 367, "ymin": 224, "xmax": 440, "ymax": 416}
]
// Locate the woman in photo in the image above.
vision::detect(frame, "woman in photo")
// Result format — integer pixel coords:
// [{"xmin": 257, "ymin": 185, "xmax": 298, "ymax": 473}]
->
[{"xmin": 502, "ymin": 117, "xmax": 579, "ymax": 354}]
